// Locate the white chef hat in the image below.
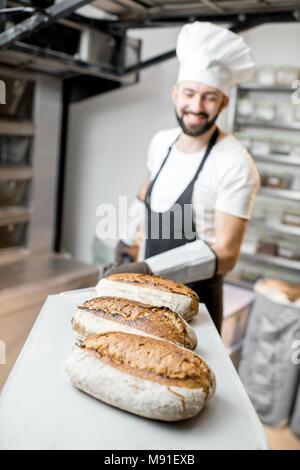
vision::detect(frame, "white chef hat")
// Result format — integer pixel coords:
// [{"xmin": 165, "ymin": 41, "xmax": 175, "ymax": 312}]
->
[{"xmin": 176, "ymin": 22, "xmax": 256, "ymax": 95}]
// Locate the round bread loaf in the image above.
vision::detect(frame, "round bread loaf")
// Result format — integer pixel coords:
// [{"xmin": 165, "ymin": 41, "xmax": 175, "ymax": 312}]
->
[
  {"xmin": 66, "ymin": 331, "xmax": 216, "ymax": 422},
  {"xmin": 95, "ymin": 273, "xmax": 199, "ymax": 321},
  {"xmin": 72, "ymin": 296, "xmax": 197, "ymax": 350}
]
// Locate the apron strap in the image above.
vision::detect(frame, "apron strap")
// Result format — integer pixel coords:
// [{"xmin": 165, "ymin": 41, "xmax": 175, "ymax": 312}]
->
[
  {"xmin": 144, "ymin": 133, "xmax": 180, "ymax": 208},
  {"xmin": 145, "ymin": 126, "xmax": 219, "ymax": 208},
  {"xmin": 192, "ymin": 126, "xmax": 219, "ymax": 183}
]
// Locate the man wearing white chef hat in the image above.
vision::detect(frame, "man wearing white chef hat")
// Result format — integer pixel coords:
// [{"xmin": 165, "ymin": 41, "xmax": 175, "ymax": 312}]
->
[{"xmin": 103, "ymin": 22, "xmax": 260, "ymax": 333}]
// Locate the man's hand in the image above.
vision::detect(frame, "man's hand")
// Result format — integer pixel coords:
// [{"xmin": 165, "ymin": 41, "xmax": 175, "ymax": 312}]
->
[
  {"xmin": 115, "ymin": 240, "xmax": 139, "ymax": 264},
  {"xmin": 102, "ymin": 261, "xmax": 153, "ymax": 278},
  {"xmin": 211, "ymin": 210, "xmax": 248, "ymax": 275}
]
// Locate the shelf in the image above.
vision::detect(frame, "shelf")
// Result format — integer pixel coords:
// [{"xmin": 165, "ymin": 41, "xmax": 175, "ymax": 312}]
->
[
  {"xmin": 240, "ymin": 251, "xmax": 300, "ymax": 271},
  {"xmin": 258, "ymin": 187, "xmax": 300, "ymax": 201},
  {"xmin": 0, "ymin": 166, "xmax": 33, "ymax": 181},
  {"xmin": 0, "ymin": 120, "xmax": 35, "ymax": 136},
  {"xmin": 239, "ymin": 83, "xmax": 293, "ymax": 93},
  {"xmin": 0, "ymin": 246, "xmax": 29, "ymax": 266},
  {"xmin": 253, "ymin": 153, "xmax": 300, "ymax": 167},
  {"xmin": 250, "ymin": 219, "xmax": 300, "ymax": 238},
  {"xmin": 232, "ymin": 82, "xmax": 300, "ymax": 288},
  {"xmin": 0, "ymin": 207, "xmax": 31, "ymax": 226},
  {"xmin": 236, "ymin": 118, "xmax": 300, "ymax": 131}
]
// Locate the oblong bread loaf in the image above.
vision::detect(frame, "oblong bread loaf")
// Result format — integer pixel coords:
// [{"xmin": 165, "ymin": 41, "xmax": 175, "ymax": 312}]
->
[
  {"xmin": 72, "ymin": 296, "xmax": 197, "ymax": 350},
  {"xmin": 95, "ymin": 273, "xmax": 199, "ymax": 321},
  {"xmin": 66, "ymin": 331, "xmax": 216, "ymax": 422}
]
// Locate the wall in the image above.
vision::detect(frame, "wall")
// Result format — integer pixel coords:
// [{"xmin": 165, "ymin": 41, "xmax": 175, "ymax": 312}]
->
[
  {"xmin": 61, "ymin": 23, "xmax": 300, "ymax": 264},
  {"xmin": 61, "ymin": 27, "xmax": 180, "ymax": 263}
]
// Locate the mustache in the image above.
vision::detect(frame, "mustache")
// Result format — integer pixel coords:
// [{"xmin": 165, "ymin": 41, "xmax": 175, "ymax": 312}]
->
[{"xmin": 182, "ymin": 111, "xmax": 209, "ymax": 119}]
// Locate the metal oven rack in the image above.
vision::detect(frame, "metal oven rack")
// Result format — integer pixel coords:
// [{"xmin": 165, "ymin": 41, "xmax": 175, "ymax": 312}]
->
[{"xmin": 226, "ymin": 81, "xmax": 300, "ymax": 289}]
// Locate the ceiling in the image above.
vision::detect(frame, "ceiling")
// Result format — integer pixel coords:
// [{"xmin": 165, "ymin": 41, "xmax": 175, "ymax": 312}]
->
[
  {"xmin": 0, "ymin": 0, "xmax": 299, "ymax": 80},
  {"xmin": 89, "ymin": 0, "xmax": 300, "ymax": 24}
]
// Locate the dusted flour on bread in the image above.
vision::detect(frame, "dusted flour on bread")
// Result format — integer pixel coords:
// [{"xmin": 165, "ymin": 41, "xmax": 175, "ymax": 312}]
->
[
  {"xmin": 83, "ymin": 332, "xmax": 214, "ymax": 394},
  {"xmin": 66, "ymin": 331, "xmax": 216, "ymax": 422},
  {"xmin": 73, "ymin": 296, "xmax": 197, "ymax": 349},
  {"xmin": 95, "ymin": 274, "xmax": 199, "ymax": 321},
  {"xmin": 106, "ymin": 273, "xmax": 199, "ymax": 304}
]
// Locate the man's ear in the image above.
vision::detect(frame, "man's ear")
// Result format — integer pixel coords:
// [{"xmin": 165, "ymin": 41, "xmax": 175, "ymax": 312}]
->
[
  {"xmin": 171, "ymin": 85, "xmax": 178, "ymax": 106},
  {"xmin": 221, "ymin": 95, "xmax": 229, "ymax": 111}
]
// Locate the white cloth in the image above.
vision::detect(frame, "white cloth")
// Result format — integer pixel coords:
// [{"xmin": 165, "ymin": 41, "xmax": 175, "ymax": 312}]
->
[{"xmin": 176, "ymin": 22, "xmax": 256, "ymax": 94}]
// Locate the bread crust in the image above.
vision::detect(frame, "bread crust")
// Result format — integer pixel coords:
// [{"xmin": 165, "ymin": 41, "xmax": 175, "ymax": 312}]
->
[
  {"xmin": 66, "ymin": 332, "xmax": 215, "ymax": 422},
  {"xmin": 72, "ymin": 296, "xmax": 197, "ymax": 350},
  {"xmin": 95, "ymin": 274, "xmax": 199, "ymax": 321}
]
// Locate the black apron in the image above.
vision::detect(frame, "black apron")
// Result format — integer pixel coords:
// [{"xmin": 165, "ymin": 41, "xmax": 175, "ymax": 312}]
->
[{"xmin": 144, "ymin": 126, "xmax": 223, "ymax": 333}]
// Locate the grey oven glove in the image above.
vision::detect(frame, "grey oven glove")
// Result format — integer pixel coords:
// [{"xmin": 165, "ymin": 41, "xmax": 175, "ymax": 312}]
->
[{"xmin": 102, "ymin": 261, "xmax": 153, "ymax": 278}]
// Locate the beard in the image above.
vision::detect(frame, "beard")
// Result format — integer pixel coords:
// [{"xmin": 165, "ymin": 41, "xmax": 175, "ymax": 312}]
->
[{"xmin": 175, "ymin": 107, "xmax": 221, "ymax": 137}]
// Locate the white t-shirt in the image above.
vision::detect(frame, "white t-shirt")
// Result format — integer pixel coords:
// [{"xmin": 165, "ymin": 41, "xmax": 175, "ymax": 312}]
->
[{"xmin": 146, "ymin": 127, "xmax": 260, "ymax": 245}]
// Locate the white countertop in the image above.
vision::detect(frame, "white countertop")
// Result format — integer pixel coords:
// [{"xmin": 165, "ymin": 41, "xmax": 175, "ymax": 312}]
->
[{"xmin": 0, "ymin": 288, "xmax": 268, "ymax": 450}]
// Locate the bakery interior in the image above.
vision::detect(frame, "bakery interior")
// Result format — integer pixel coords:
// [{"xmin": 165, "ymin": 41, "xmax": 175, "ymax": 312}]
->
[{"xmin": 0, "ymin": 0, "xmax": 300, "ymax": 451}]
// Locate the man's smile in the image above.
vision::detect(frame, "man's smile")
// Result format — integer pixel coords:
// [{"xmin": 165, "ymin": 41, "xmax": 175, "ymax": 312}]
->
[{"xmin": 183, "ymin": 112, "xmax": 208, "ymax": 124}]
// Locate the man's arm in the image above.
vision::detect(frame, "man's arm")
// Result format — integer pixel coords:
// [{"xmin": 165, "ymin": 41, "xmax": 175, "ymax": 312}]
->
[
  {"xmin": 210, "ymin": 210, "xmax": 248, "ymax": 275},
  {"xmin": 105, "ymin": 208, "xmax": 248, "ymax": 282},
  {"xmin": 143, "ymin": 210, "xmax": 248, "ymax": 283},
  {"xmin": 137, "ymin": 176, "xmax": 150, "ymax": 202}
]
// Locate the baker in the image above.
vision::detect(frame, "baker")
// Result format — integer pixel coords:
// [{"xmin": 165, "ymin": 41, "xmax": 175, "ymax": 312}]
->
[{"xmin": 103, "ymin": 22, "xmax": 260, "ymax": 333}]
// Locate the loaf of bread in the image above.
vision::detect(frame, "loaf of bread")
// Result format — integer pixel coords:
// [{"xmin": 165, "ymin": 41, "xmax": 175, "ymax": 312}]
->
[
  {"xmin": 66, "ymin": 331, "xmax": 215, "ymax": 422},
  {"xmin": 95, "ymin": 273, "xmax": 199, "ymax": 321},
  {"xmin": 72, "ymin": 296, "xmax": 197, "ymax": 350},
  {"xmin": 255, "ymin": 278, "xmax": 300, "ymax": 303}
]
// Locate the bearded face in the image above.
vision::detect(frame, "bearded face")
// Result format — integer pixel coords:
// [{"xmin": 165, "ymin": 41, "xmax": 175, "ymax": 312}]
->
[{"xmin": 172, "ymin": 82, "xmax": 227, "ymax": 137}]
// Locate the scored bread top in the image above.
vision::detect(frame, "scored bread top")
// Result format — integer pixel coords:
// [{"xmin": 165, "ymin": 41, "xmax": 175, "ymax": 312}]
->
[
  {"xmin": 106, "ymin": 273, "xmax": 199, "ymax": 304},
  {"xmin": 79, "ymin": 296, "xmax": 194, "ymax": 349},
  {"xmin": 82, "ymin": 332, "xmax": 215, "ymax": 396}
]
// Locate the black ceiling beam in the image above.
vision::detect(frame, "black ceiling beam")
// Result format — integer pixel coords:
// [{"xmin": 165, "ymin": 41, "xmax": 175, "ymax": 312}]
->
[
  {"xmin": 124, "ymin": 48, "xmax": 176, "ymax": 75},
  {"xmin": 0, "ymin": 0, "xmax": 6, "ymax": 32},
  {"xmin": 108, "ymin": 9, "xmax": 299, "ymax": 31},
  {"xmin": 120, "ymin": 10, "xmax": 298, "ymax": 76},
  {"xmin": 0, "ymin": 0, "xmax": 94, "ymax": 49}
]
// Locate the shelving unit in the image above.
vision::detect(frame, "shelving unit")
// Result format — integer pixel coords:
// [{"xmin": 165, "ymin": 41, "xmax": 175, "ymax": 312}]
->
[
  {"xmin": 0, "ymin": 207, "xmax": 31, "ymax": 226},
  {"xmin": 226, "ymin": 81, "xmax": 300, "ymax": 288},
  {"xmin": 252, "ymin": 153, "xmax": 300, "ymax": 166},
  {"xmin": 0, "ymin": 166, "xmax": 33, "ymax": 181},
  {"xmin": 0, "ymin": 120, "xmax": 35, "ymax": 136},
  {"xmin": 0, "ymin": 70, "xmax": 99, "ymax": 391},
  {"xmin": 250, "ymin": 218, "xmax": 300, "ymax": 238},
  {"xmin": 259, "ymin": 187, "xmax": 300, "ymax": 201},
  {"xmin": 239, "ymin": 83, "xmax": 294, "ymax": 93},
  {"xmin": 0, "ymin": 79, "xmax": 35, "ymax": 254},
  {"xmin": 237, "ymin": 118, "xmax": 300, "ymax": 131}
]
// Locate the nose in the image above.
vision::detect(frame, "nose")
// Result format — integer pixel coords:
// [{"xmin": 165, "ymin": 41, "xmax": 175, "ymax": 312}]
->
[{"xmin": 188, "ymin": 94, "xmax": 206, "ymax": 114}]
